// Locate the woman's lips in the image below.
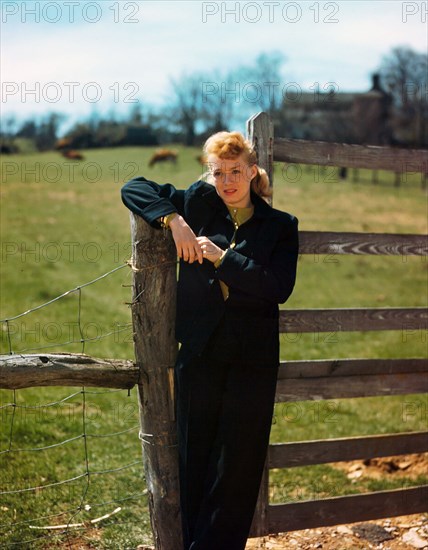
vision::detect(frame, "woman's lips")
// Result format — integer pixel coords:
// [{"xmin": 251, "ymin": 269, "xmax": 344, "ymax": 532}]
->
[{"xmin": 223, "ymin": 189, "xmax": 236, "ymax": 194}]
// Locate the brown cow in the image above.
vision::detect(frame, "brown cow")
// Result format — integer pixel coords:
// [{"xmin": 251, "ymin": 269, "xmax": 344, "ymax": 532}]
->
[
  {"xmin": 61, "ymin": 149, "xmax": 85, "ymax": 160},
  {"xmin": 148, "ymin": 148, "xmax": 178, "ymax": 167}
]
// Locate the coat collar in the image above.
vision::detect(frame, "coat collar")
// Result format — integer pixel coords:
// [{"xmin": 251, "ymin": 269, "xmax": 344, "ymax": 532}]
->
[{"xmin": 198, "ymin": 180, "xmax": 272, "ymax": 220}]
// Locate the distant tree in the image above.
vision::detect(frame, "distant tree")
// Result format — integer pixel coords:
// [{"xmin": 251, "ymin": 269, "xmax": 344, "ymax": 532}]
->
[
  {"xmin": 16, "ymin": 118, "xmax": 38, "ymax": 139},
  {"xmin": 230, "ymin": 51, "xmax": 287, "ymax": 116},
  {"xmin": 167, "ymin": 71, "xmax": 208, "ymax": 145},
  {"xmin": 199, "ymin": 68, "xmax": 235, "ymax": 137},
  {"xmin": 35, "ymin": 112, "xmax": 66, "ymax": 151},
  {"xmin": 0, "ymin": 114, "xmax": 18, "ymax": 139},
  {"xmin": 0, "ymin": 114, "xmax": 19, "ymax": 152},
  {"xmin": 379, "ymin": 46, "xmax": 428, "ymax": 146},
  {"xmin": 378, "ymin": 46, "xmax": 427, "ymax": 112},
  {"xmin": 87, "ymin": 108, "xmax": 101, "ymax": 133},
  {"xmin": 128, "ymin": 104, "xmax": 143, "ymax": 125}
]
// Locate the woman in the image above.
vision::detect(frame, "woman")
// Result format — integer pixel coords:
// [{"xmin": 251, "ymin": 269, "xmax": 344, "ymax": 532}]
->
[{"xmin": 121, "ymin": 131, "xmax": 299, "ymax": 550}]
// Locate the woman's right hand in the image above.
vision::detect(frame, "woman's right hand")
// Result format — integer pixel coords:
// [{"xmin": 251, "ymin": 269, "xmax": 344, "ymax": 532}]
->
[{"xmin": 169, "ymin": 215, "xmax": 203, "ymax": 264}]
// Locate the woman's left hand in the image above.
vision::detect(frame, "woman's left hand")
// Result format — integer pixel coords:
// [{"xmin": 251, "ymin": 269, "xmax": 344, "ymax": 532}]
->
[{"xmin": 196, "ymin": 237, "xmax": 224, "ymax": 264}]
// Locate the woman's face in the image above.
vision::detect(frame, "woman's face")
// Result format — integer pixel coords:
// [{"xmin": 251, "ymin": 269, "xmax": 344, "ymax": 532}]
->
[{"xmin": 208, "ymin": 154, "xmax": 257, "ymax": 208}]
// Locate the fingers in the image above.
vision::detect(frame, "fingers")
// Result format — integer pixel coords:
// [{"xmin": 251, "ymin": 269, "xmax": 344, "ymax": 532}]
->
[
  {"xmin": 170, "ymin": 219, "xmax": 202, "ymax": 263},
  {"xmin": 196, "ymin": 237, "xmax": 223, "ymax": 264},
  {"xmin": 176, "ymin": 241, "xmax": 202, "ymax": 264},
  {"xmin": 195, "ymin": 243, "xmax": 203, "ymax": 264}
]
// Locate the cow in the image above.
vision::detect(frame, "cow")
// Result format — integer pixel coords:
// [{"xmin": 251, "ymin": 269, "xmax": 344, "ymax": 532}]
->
[
  {"xmin": 61, "ymin": 149, "xmax": 85, "ymax": 160},
  {"xmin": 148, "ymin": 148, "xmax": 178, "ymax": 167}
]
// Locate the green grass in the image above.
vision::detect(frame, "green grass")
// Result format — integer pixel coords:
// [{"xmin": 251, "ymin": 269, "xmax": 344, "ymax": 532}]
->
[{"xmin": 1, "ymin": 147, "xmax": 427, "ymax": 547}]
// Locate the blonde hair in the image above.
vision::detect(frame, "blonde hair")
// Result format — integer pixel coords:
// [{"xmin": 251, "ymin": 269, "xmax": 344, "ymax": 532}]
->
[{"xmin": 202, "ymin": 131, "xmax": 272, "ymax": 200}]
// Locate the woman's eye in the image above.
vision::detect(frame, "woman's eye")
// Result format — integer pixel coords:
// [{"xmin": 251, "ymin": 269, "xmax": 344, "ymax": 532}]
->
[{"xmin": 213, "ymin": 171, "xmax": 221, "ymax": 177}]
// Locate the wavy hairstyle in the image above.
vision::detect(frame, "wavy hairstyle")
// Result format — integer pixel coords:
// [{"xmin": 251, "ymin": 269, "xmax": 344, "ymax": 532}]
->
[{"xmin": 202, "ymin": 131, "xmax": 272, "ymax": 201}]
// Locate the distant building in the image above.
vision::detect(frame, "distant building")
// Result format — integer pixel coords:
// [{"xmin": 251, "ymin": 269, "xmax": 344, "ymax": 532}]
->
[
  {"xmin": 352, "ymin": 74, "xmax": 392, "ymax": 145},
  {"xmin": 278, "ymin": 73, "xmax": 426, "ymax": 147}
]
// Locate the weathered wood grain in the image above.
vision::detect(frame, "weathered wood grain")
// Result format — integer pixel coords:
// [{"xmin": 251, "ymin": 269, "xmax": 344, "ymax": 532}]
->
[
  {"xmin": 129, "ymin": 212, "xmax": 181, "ymax": 549},
  {"xmin": 267, "ymin": 486, "xmax": 428, "ymax": 533},
  {"xmin": 247, "ymin": 111, "xmax": 274, "ymax": 204},
  {"xmin": 279, "ymin": 307, "xmax": 428, "ymax": 333},
  {"xmin": 0, "ymin": 353, "xmax": 137, "ymax": 389},
  {"xmin": 299, "ymin": 231, "xmax": 427, "ymax": 255},
  {"xmin": 269, "ymin": 432, "xmax": 428, "ymax": 468},
  {"xmin": 274, "ymin": 137, "xmax": 428, "ymax": 172},
  {"xmin": 278, "ymin": 358, "xmax": 427, "ymax": 378},
  {"xmin": 248, "ymin": 111, "xmax": 274, "ymax": 537},
  {"xmin": 275, "ymin": 373, "xmax": 427, "ymax": 401}
]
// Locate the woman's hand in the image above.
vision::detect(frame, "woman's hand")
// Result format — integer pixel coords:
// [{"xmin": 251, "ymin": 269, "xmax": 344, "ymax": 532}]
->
[
  {"xmin": 169, "ymin": 215, "xmax": 203, "ymax": 264},
  {"xmin": 196, "ymin": 237, "xmax": 224, "ymax": 264}
]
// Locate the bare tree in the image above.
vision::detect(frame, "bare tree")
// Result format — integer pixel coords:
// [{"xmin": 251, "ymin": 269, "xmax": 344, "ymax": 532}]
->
[
  {"xmin": 167, "ymin": 72, "xmax": 208, "ymax": 145},
  {"xmin": 378, "ymin": 46, "xmax": 427, "ymax": 112},
  {"xmin": 230, "ymin": 51, "xmax": 287, "ymax": 115},
  {"xmin": 378, "ymin": 46, "xmax": 427, "ymax": 146}
]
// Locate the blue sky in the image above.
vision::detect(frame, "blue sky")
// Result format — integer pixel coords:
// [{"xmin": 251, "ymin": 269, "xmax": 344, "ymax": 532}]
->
[{"xmin": 1, "ymin": 1, "xmax": 426, "ymax": 134}]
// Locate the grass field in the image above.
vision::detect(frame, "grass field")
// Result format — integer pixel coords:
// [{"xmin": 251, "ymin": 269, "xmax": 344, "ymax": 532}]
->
[{"xmin": 1, "ymin": 145, "xmax": 427, "ymax": 548}]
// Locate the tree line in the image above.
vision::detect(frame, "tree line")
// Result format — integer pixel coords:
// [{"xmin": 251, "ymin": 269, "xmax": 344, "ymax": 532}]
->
[{"xmin": 1, "ymin": 46, "xmax": 426, "ymax": 153}]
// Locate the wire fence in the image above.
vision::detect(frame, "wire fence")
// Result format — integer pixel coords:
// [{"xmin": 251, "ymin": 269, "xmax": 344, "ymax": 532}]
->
[
  {"xmin": 1, "ymin": 263, "xmax": 131, "ymax": 356},
  {"xmin": 0, "ymin": 264, "xmax": 152, "ymax": 548}
]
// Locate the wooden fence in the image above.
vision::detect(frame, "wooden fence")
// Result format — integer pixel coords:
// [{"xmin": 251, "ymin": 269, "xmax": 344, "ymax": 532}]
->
[
  {"xmin": 1, "ymin": 112, "xmax": 427, "ymax": 549},
  {"xmin": 247, "ymin": 111, "xmax": 428, "ymax": 537}
]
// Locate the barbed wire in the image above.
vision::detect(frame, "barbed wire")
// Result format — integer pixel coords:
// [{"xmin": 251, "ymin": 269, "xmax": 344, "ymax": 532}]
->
[
  {"xmin": 1, "ymin": 263, "xmax": 132, "ymax": 355},
  {"xmin": 0, "ymin": 389, "xmax": 82, "ymax": 409},
  {"xmin": 1, "ymin": 257, "xmax": 178, "ymax": 356},
  {"xmin": 14, "ymin": 324, "xmax": 132, "ymax": 354},
  {"xmin": 0, "ymin": 434, "xmax": 83, "ymax": 455},
  {"xmin": 0, "ymin": 264, "xmax": 128, "ymax": 324}
]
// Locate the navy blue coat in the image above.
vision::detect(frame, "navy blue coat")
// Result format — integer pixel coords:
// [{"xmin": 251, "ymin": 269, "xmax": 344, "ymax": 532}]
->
[{"xmin": 121, "ymin": 177, "xmax": 299, "ymax": 365}]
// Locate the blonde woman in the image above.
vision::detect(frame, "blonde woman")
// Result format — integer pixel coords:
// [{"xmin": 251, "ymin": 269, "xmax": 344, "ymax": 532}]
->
[{"xmin": 121, "ymin": 131, "xmax": 299, "ymax": 550}]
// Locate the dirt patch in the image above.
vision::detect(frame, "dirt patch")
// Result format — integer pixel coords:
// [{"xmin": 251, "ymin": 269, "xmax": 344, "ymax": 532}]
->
[
  {"xmin": 331, "ymin": 453, "xmax": 428, "ymax": 481},
  {"xmin": 245, "ymin": 515, "xmax": 428, "ymax": 549},
  {"xmin": 246, "ymin": 453, "xmax": 427, "ymax": 549}
]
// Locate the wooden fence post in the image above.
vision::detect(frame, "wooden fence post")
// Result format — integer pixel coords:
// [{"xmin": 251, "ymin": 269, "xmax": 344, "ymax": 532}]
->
[
  {"xmin": 128, "ymin": 213, "xmax": 182, "ymax": 549},
  {"xmin": 247, "ymin": 112, "xmax": 274, "ymax": 538},
  {"xmin": 247, "ymin": 112, "xmax": 274, "ymax": 204}
]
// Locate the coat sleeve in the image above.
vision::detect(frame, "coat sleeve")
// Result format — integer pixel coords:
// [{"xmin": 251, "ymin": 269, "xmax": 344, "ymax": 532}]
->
[
  {"xmin": 120, "ymin": 176, "xmax": 185, "ymax": 228},
  {"xmin": 215, "ymin": 215, "xmax": 299, "ymax": 304}
]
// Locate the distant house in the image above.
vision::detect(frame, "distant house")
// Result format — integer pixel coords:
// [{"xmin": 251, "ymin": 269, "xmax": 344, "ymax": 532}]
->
[{"xmin": 278, "ymin": 73, "xmax": 426, "ymax": 147}]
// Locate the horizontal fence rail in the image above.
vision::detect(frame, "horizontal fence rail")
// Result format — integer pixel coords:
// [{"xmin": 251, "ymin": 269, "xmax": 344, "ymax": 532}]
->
[
  {"xmin": 273, "ymin": 137, "xmax": 428, "ymax": 173},
  {"xmin": 2, "ymin": 356, "xmax": 427, "ymax": 400},
  {"xmin": 0, "ymin": 353, "xmax": 138, "ymax": 390},
  {"xmin": 267, "ymin": 486, "xmax": 428, "ymax": 534},
  {"xmin": 275, "ymin": 358, "xmax": 428, "ymax": 401},
  {"xmin": 279, "ymin": 307, "xmax": 428, "ymax": 333},
  {"xmin": 278, "ymin": 358, "xmax": 427, "ymax": 378},
  {"xmin": 269, "ymin": 432, "xmax": 428, "ymax": 469},
  {"xmin": 299, "ymin": 231, "xmax": 428, "ymax": 255}
]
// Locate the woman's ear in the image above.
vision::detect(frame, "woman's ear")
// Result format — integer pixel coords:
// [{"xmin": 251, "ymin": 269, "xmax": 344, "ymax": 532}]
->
[{"xmin": 250, "ymin": 164, "xmax": 259, "ymax": 180}]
